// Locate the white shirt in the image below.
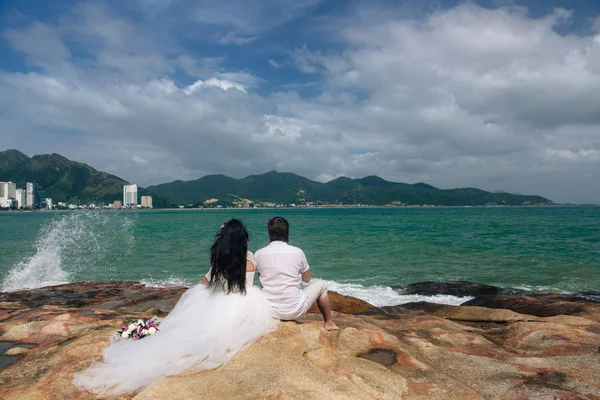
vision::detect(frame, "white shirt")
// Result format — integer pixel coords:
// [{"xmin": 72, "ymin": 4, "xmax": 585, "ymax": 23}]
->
[{"xmin": 255, "ymin": 241, "xmax": 310, "ymax": 318}]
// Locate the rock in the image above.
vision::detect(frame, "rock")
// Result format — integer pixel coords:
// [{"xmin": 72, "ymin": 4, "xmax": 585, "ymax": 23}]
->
[
  {"xmin": 4, "ymin": 347, "xmax": 30, "ymax": 356},
  {"xmin": 339, "ymin": 327, "xmax": 372, "ymax": 356},
  {"xmin": 54, "ymin": 313, "xmax": 72, "ymax": 321},
  {"xmin": 307, "ymin": 291, "xmax": 373, "ymax": 314},
  {"xmin": 302, "ymin": 347, "xmax": 324, "ymax": 361},
  {"xmin": 0, "ymin": 281, "xmax": 599, "ymax": 399},
  {"xmin": 362, "ymin": 302, "xmax": 540, "ymax": 323},
  {"xmin": 462, "ymin": 295, "xmax": 587, "ymax": 317},
  {"xmin": 0, "ymin": 281, "xmax": 187, "ymax": 311},
  {"xmin": 395, "ymin": 281, "xmax": 500, "ymax": 297},
  {"xmin": 577, "ymin": 291, "xmax": 600, "ymax": 302},
  {"xmin": 337, "ymin": 356, "xmax": 407, "ymax": 399},
  {"xmin": 40, "ymin": 322, "xmax": 69, "ymax": 337},
  {"xmin": 488, "ymin": 320, "xmax": 600, "ymax": 356},
  {"xmin": 1, "ymin": 322, "xmax": 44, "ymax": 341},
  {"xmin": 359, "ymin": 348, "xmax": 398, "ymax": 366}
]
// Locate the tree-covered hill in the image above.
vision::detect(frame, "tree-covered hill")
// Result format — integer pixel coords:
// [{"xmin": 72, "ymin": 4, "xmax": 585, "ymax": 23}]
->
[
  {"xmin": 0, "ymin": 149, "xmax": 552, "ymax": 207},
  {"xmin": 147, "ymin": 170, "xmax": 552, "ymax": 206},
  {"xmin": 0, "ymin": 150, "xmax": 171, "ymax": 207}
]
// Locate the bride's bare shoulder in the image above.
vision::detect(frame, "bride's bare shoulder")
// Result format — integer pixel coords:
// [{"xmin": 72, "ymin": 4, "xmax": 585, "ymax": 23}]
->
[{"xmin": 246, "ymin": 251, "xmax": 255, "ymax": 272}]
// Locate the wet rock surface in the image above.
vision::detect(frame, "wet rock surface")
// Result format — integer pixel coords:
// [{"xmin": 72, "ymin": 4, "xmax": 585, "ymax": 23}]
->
[
  {"xmin": 395, "ymin": 281, "xmax": 600, "ymax": 304},
  {"xmin": 462, "ymin": 295, "xmax": 588, "ymax": 317},
  {"xmin": 359, "ymin": 349, "xmax": 398, "ymax": 366},
  {"xmin": 394, "ymin": 281, "xmax": 501, "ymax": 297},
  {"xmin": 0, "ymin": 281, "xmax": 599, "ymax": 399}
]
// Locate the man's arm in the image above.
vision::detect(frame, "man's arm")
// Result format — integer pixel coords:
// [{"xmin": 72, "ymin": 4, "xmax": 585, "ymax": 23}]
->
[
  {"xmin": 301, "ymin": 269, "xmax": 312, "ymax": 283},
  {"xmin": 300, "ymin": 251, "xmax": 312, "ymax": 283}
]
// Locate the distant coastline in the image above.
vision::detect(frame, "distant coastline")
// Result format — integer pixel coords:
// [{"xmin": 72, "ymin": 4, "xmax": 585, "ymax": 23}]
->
[
  {"xmin": 1, "ymin": 203, "xmax": 592, "ymax": 214},
  {"xmin": 1, "ymin": 149, "xmax": 556, "ymax": 209}
]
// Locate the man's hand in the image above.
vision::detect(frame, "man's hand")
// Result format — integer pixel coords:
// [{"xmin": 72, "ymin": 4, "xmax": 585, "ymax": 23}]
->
[{"xmin": 301, "ymin": 269, "xmax": 312, "ymax": 283}]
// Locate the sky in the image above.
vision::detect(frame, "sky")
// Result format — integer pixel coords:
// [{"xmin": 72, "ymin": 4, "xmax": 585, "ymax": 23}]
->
[{"xmin": 1, "ymin": 0, "xmax": 599, "ymax": 204}]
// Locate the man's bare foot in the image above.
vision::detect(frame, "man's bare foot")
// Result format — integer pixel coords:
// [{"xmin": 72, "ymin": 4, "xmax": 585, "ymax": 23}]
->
[{"xmin": 324, "ymin": 321, "xmax": 340, "ymax": 331}]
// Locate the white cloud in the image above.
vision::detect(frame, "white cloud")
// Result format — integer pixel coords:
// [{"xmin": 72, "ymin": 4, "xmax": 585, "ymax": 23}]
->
[
  {"xmin": 545, "ymin": 148, "xmax": 600, "ymax": 162},
  {"xmin": 290, "ymin": 44, "xmax": 320, "ymax": 73},
  {"xmin": 181, "ymin": 72, "xmax": 259, "ymax": 93},
  {"xmin": 184, "ymin": 78, "xmax": 247, "ymax": 93},
  {"xmin": 132, "ymin": 155, "xmax": 149, "ymax": 165},
  {"xmin": 281, "ymin": 3, "xmax": 600, "ymax": 201},
  {"xmin": 2, "ymin": 2, "xmax": 600, "ymax": 203},
  {"xmin": 4, "ymin": 22, "xmax": 71, "ymax": 68},
  {"xmin": 216, "ymin": 72, "xmax": 261, "ymax": 87},
  {"xmin": 214, "ymin": 32, "xmax": 259, "ymax": 45}
]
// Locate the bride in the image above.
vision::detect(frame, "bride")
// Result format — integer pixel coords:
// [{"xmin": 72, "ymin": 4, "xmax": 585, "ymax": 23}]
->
[{"xmin": 74, "ymin": 219, "xmax": 279, "ymax": 396}]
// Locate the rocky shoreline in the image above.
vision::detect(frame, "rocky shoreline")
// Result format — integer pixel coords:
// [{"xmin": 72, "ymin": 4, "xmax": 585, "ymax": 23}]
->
[{"xmin": 1, "ymin": 281, "xmax": 599, "ymax": 399}]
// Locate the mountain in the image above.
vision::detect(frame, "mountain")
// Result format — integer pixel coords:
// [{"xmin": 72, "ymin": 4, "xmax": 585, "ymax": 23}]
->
[
  {"xmin": 0, "ymin": 150, "xmax": 171, "ymax": 207},
  {"xmin": 0, "ymin": 149, "xmax": 552, "ymax": 207},
  {"xmin": 147, "ymin": 171, "xmax": 552, "ymax": 206},
  {"xmin": 146, "ymin": 171, "xmax": 324, "ymax": 206}
]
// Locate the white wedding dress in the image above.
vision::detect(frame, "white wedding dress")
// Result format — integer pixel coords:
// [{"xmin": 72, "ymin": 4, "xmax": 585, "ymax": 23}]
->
[{"xmin": 74, "ymin": 253, "xmax": 278, "ymax": 396}]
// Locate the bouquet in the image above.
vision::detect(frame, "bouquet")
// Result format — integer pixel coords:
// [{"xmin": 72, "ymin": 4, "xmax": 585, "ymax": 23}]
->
[{"xmin": 114, "ymin": 318, "xmax": 160, "ymax": 341}]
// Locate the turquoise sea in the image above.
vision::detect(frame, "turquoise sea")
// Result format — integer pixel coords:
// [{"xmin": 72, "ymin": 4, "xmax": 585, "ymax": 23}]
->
[{"xmin": 0, "ymin": 207, "xmax": 598, "ymax": 306}]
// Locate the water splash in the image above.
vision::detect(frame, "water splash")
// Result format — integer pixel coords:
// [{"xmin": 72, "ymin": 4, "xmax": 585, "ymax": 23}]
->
[{"xmin": 2, "ymin": 211, "xmax": 136, "ymax": 292}]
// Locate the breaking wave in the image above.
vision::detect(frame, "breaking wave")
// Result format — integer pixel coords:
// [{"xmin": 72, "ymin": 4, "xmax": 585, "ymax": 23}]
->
[{"xmin": 2, "ymin": 211, "xmax": 136, "ymax": 292}]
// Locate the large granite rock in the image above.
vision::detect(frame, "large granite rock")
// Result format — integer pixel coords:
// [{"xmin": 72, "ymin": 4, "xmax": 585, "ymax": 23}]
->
[
  {"xmin": 462, "ymin": 294, "xmax": 597, "ymax": 319},
  {"xmin": 1, "ymin": 282, "xmax": 599, "ymax": 399},
  {"xmin": 394, "ymin": 281, "xmax": 501, "ymax": 297}
]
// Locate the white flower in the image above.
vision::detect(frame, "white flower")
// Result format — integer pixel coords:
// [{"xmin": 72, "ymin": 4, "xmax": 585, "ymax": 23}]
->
[
  {"xmin": 141, "ymin": 329, "xmax": 149, "ymax": 335},
  {"xmin": 128, "ymin": 324, "xmax": 137, "ymax": 332},
  {"xmin": 137, "ymin": 319, "xmax": 144, "ymax": 325},
  {"xmin": 121, "ymin": 331, "xmax": 129, "ymax": 339},
  {"xmin": 148, "ymin": 327, "xmax": 157, "ymax": 335}
]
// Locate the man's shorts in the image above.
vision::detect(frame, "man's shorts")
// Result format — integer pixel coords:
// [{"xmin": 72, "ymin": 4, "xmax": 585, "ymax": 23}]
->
[{"xmin": 275, "ymin": 279, "xmax": 328, "ymax": 320}]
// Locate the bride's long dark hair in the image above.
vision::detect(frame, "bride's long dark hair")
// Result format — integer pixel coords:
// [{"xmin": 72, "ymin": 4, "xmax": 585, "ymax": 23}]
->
[{"xmin": 209, "ymin": 219, "xmax": 249, "ymax": 294}]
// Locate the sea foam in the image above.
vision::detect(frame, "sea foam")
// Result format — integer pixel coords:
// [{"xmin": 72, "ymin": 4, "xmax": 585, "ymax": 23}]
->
[
  {"xmin": 141, "ymin": 277, "xmax": 194, "ymax": 288},
  {"xmin": 324, "ymin": 280, "xmax": 473, "ymax": 306},
  {"xmin": 141, "ymin": 278, "xmax": 473, "ymax": 306}
]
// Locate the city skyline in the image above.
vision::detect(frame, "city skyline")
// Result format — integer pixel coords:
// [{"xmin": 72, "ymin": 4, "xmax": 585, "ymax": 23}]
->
[
  {"xmin": 0, "ymin": 177, "xmax": 155, "ymax": 209},
  {"xmin": 0, "ymin": 180, "xmax": 43, "ymax": 209}
]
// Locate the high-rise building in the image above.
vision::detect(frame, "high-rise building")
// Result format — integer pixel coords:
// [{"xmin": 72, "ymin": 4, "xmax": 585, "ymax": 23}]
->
[
  {"xmin": 123, "ymin": 184, "xmax": 138, "ymax": 207},
  {"xmin": 141, "ymin": 196, "xmax": 153, "ymax": 208},
  {"xmin": 0, "ymin": 182, "xmax": 16, "ymax": 208},
  {"xmin": 26, "ymin": 182, "xmax": 35, "ymax": 208},
  {"xmin": 6, "ymin": 182, "xmax": 16, "ymax": 199},
  {"xmin": 15, "ymin": 189, "xmax": 25, "ymax": 209},
  {"xmin": 0, "ymin": 182, "xmax": 8, "ymax": 208}
]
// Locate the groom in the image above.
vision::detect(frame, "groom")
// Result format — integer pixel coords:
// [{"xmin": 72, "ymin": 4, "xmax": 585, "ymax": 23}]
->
[{"xmin": 255, "ymin": 217, "xmax": 340, "ymax": 331}]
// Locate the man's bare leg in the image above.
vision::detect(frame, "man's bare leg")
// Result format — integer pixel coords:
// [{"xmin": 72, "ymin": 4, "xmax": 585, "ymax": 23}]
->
[{"xmin": 317, "ymin": 293, "xmax": 340, "ymax": 331}]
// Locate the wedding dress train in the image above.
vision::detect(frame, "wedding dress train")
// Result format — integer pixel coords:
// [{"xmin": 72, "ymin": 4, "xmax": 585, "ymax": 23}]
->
[{"xmin": 74, "ymin": 270, "xmax": 278, "ymax": 396}]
